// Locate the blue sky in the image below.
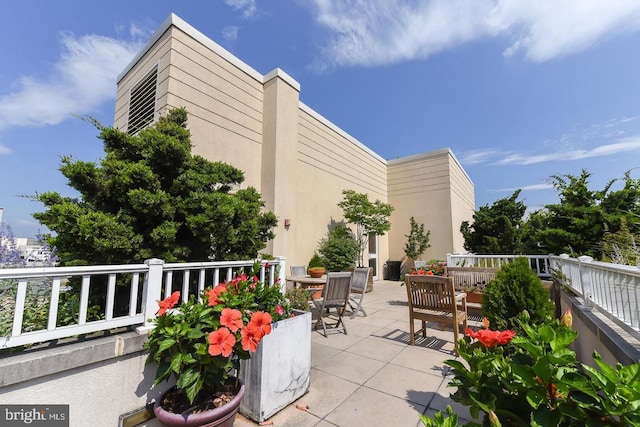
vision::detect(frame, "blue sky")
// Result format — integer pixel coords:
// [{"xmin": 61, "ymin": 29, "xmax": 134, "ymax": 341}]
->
[{"xmin": 1, "ymin": 1, "xmax": 640, "ymax": 238}]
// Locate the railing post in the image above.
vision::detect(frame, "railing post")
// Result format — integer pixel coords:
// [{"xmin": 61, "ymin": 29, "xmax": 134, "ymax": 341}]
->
[
  {"xmin": 137, "ymin": 258, "xmax": 165, "ymax": 332},
  {"xmin": 276, "ymin": 256, "xmax": 286, "ymax": 293},
  {"xmin": 446, "ymin": 253, "xmax": 453, "ymax": 266},
  {"xmin": 578, "ymin": 255, "xmax": 594, "ymax": 308}
]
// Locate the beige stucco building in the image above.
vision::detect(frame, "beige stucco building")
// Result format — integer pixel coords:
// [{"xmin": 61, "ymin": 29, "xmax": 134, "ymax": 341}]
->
[{"xmin": 114, "ymin": 14, "xmax": 474, "ymax": 279}]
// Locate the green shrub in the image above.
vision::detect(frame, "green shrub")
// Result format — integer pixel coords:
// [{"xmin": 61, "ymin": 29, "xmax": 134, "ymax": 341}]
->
[
  {"xmin": 285, "ymin": 287, "xmax": 311, "ymax": 311},
  {"xmin": 308, "ymin": 252, "xmax": 324, "ymax": 268},
  {"xmin": 483, "ymin": 257, "xmax": 554, "ymax": 331},
  {"xmin": 318, "ymin": 224, "xmax": 359, "ymax": 271}
]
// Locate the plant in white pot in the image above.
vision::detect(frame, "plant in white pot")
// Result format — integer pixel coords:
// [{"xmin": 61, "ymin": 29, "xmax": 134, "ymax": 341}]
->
[{"xmin": 144, "ymin": 263, "xmax": 291, "ymax": 427}]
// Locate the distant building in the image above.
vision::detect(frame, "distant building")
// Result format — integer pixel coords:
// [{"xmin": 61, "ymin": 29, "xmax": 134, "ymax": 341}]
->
[{"xmin": 115, "ymin": 14, "xmax": 475, "ymax": 278}]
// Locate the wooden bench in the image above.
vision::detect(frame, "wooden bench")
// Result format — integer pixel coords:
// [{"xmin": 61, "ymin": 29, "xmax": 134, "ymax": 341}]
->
[
  {"xmin": 404, "ymin": 274, "xmax": 468, "ymax": 350},
  {"xmin": 444, "ymin": 267, "xmax": 497, "ymax": 312}
]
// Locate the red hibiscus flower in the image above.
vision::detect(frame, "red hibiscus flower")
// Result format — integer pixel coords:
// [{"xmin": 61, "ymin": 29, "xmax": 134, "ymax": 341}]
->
[
  {"xmin": 207, "ymin": 284, "xmax": 227, "ymax": 306},
  {"xmin": 220, "ymin": 308, "xmax": 243, "ymax": 332},
  {"xmin": 247, "ymin": 311, "xmax": 272, "ymax": 339},
  {"xmin": 208, "ymin": 327, "xmax": 236, "ymax": 357},
  {"xmin": 465, "ymin": 327, "xmax": 516, "ymax": 348},
  {"xmin": 157, "ymin": 291, "xmax": 180, "ymax": 315},
  {"xmin": 240, "ymin": 325, "xmax": 261, "ymax": 352}
]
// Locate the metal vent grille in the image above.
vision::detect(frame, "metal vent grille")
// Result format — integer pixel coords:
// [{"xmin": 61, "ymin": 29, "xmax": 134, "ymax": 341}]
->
[{"xmin": 127, "ymin": 67, "xmax": 157, "ymax": 134}]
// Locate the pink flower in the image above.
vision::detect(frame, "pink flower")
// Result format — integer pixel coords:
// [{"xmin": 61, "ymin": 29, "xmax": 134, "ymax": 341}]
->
[
  {"xmin": 276, "ymin": 304, "xmax": 284, "ymax": 316},
  {"xmin": 208, "ymin": 327, "xmax": 236, "ymax": 357},
  {"xmin": 220, "ymin": 308, "xmax": 243, "ymax": 332},
  {"xmin": 207, "ymin": 284, "xmax": 226, "ymax": 306},
  {"xmin": 157, "ymin": 291, "xmax": 180, "ymax": 315}
]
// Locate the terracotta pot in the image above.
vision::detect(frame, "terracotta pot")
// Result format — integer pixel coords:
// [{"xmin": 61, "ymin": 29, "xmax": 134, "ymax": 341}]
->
[
  {"xmin": 308, "ymin": 268, "xmax": 325, "ymax": 278},
  {"xmin": 154, "ymin": 379, "xmax": 245, "ymax": 427},
  {"xmin": 466, "ymin": 292, "xmax": 483, "ymax": 305},
  {"xmin": 311, "ymin": 285, "xmax": 324, "ymax": 300}
]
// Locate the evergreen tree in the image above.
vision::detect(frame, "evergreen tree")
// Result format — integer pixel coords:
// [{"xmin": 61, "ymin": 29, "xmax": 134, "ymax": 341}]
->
[
  {"xmin": 460, "ymin": 190, "xmax": 527, "ymax": 254},
  {"xmin": 404, "ymin": 216, "xmax": 431, "ymax": 261},
  {"xmin": 33, "ymin": 108, "xmax": 277, "ymax": 265},
  {"xmin": 536, "ymin": 170, "xmax": 604, "ymax": 257}
]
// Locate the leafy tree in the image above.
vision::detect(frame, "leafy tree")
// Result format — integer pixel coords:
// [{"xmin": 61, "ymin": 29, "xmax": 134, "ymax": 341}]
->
[
  {"xmin": 404, "ymin": 216, "xmax": 431, "ymax": 261},
  {"xmin": 460, "ymin": 190, "xmax": 527, "ymax": 254},
  {"xmin": 338, "ymin": 190, "xmax": 394, "ymax": 266},
  {"xmin": 32, "ymin": 108, "xmax": 277, "ymax": 266}
]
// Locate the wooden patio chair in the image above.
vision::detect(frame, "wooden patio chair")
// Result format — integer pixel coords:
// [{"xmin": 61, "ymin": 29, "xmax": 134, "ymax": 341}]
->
[
  {"xmin": 312, "ymin": 272, "xmax": 352, "ymax": 337},
  {"xmin": 348, "ymin": 266, "xmax": 370, "ymax": 319},
  {"xmin": 287, "ymin": 265, "xmax": 308, "ymax": 289},
  {"xmin": 404, "ymin": 274, "xmax": 468, "ymax": 351}
]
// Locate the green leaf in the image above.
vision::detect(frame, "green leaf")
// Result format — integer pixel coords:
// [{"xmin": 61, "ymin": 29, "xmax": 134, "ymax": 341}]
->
[
  {"xmin": 176, "ymin": 367, "xmax": 199, "ymax": 390},
  {"xmin": 152, "ymin": 362, "xmax": 171, "ymax": 387},
  {"xmin": 526, "ymin": 389, "xmax": 544, "ymax": 410},
  {"xmin": 169, "ymin": 352, "xmax": 183, "ymax": 374},
  {"xmin": 157, "ymin": 338, "xmax": 176, "ymax": 353},
  {"xmin": 184, "ymin": 376, "xmax": 204, "ymax": 405}
]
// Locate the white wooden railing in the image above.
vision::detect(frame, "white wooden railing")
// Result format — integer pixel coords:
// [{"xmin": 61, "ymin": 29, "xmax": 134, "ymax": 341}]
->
[
  {"xmin": 0, "ymin": 257, "xmax": 286, "ymax": 349},
  {"xmin": 550, "ymin": 254, "xmax": 640, "ymax": 332},
  {"xmin": 446, "ymin": 253, "xmax": 553, "ymax": 278},
  {"xmin": 446, "ymin": 253, "xmax": 640, "ymax": 333}
]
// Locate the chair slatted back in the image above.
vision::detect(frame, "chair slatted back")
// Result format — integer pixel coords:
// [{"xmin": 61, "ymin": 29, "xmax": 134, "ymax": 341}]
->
[
  {"xmin": 406, "ymin": 275, "xmax": 456, "ymax": 313},
  {"xmin": 323, "ymin": 272, "xmax": 352, "ymax": 306},
  {"xmin": 290, "ymin": 265, "xmax": 307, "ymax": 276},
  {"xmin": 350, "ymin": 267, "xmax": 370, "ymax": 294}
]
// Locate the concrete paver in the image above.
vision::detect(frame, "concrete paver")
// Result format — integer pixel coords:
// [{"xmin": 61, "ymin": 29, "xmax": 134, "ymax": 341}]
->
[{"xmin": 138, "ymin": 280, "xmax": 479, "ymax": 427}]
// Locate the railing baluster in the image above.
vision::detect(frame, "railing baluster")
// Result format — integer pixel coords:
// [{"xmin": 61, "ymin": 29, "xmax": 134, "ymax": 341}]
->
[
  {"xmin": 106, "ymin": 273, "xmax": 116, "ymax": 321},
  {"xmin": 182, "ymin": 270, "xmax": 190, "ymax": 300},
  {"xmin": 11, "ymin": 278, "xmax": 28, "ymax": 337},
  {"xmin": 164, "ymin": 271, "xmax": 173, "ymax": 298},
  {"xmin": 198, "ymin": 269, "xmax": 206, "ymax": 293},
  {"xmin": 79, "ymin": 275, "xmax": 91, "ymax": 325},
  {"xmin": 129, "ymin": 273, "xmax": 139, "ymax": 317},
  {"xmin": 48, "ymin": 277, "xmax": 61, "ymax": 330}
]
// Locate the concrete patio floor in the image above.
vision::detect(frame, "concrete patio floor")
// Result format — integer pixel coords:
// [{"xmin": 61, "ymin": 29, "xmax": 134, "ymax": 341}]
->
[{"xmin": 233, "ymin": 279, "xmax": 479, "ymax": 427}]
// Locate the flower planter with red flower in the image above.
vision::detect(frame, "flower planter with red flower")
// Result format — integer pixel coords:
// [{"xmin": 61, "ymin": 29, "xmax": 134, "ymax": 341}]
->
[
  {"xmin": 239, "ymin": 309, "xmax": 311, "ymax": 422},
  {"xmin": 144, "ymin": 262, "xmax": 295, "ymax": 426}
]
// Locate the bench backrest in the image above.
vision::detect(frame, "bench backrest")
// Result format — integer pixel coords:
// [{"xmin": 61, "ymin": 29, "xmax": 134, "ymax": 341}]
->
[
  {"xmin": 405, "ymin": 274, "xmax": 457, "ymax": 313},
  {"xmin": 445, "ymin": 266, "xmax": 497, "ymax": 291}
]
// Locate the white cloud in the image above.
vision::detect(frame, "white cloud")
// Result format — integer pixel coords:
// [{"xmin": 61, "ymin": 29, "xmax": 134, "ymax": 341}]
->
[
  {"xmin": 308, "ymin": 0, "xmax": 640, "ymax": 69},
  {"xmin": 224, "ymin": 0, "xmax": 257, "ymax": 19},
  {"xmin": 222, "ymin": 25, "xmax": 240, "ymax": 42},
  {"xmin": 0, "ymin": 30, "xmax": 144, "ymax": 132},
  {"xmin": 490, "ymin": 183, "xmax": 554, "ymax": 192},
  {"xmin": 0, "ymin": 144, "xmax": 11, "ymax": 155},
  {"xmin": 495, "ymin": 136, "xmax": 640, "ymax": 165},
  {"xmin": 458, "ymin": 148, "xmax": 507, "ymax": 165}
]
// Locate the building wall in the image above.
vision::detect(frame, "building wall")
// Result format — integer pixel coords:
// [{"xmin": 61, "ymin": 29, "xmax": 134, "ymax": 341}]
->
[
  {"xmin": 115, "ymin": 14, "xmax": 474, "ymax": 277},
  {"xmin": 387, "ymin": 150, "xmax": 474, "ymax": 268}
]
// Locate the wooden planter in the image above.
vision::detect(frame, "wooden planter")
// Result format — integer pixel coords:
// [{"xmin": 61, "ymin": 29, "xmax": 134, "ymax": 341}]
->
[{"xmin": 238, "ymin": 310, "xmax": 311, "ymax": 422}]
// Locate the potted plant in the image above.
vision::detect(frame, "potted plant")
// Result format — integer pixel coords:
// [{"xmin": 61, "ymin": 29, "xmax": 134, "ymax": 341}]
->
[
  {"xmin": 144, "ymin": 263, "xmax": 291, "ymax": 427},
  {"xmin": 307, "ymin": 252, "xmax": 326, "ymax": 278},
  {"xmin": 338, "ymin": 190, "xmax": 394, "ymax": 291},
  {"xmin": 404, "ymin": 216, "xmax": 431, "ymax": 268},
  {"xmin": 317, "ymin": 223, "xmax": 359, "ymax": 272}
]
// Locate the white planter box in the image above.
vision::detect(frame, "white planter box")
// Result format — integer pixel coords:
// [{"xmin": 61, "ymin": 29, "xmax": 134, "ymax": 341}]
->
[{"xmin": 238, "ymin": 310, "xmax": 311, "ymax": 422}]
